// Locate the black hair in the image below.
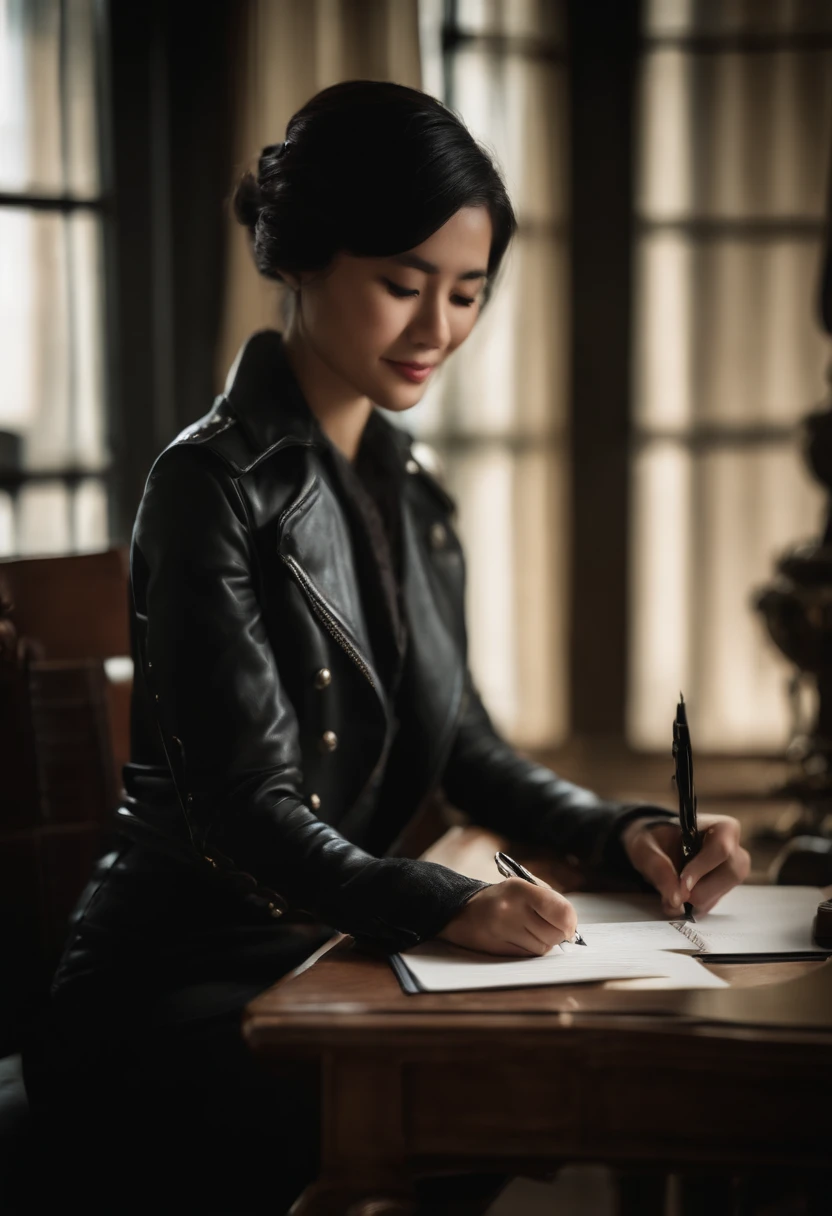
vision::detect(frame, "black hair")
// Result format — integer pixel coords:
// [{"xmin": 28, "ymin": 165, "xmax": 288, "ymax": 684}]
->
[{"xmin": 233, "ymin": 80, "xmax": 516, "ymax": 305}]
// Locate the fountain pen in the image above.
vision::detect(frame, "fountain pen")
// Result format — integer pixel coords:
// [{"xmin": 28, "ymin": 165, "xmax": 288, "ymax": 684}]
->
[{"xmin": 672, "ymin": 693, "xmax": 701, "ymax": 921}]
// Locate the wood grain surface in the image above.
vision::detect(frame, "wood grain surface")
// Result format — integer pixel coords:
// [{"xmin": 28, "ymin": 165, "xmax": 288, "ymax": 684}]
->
[{"xmin": 244, "ymin": 830, "xmax": 832, "ymax": 1213}]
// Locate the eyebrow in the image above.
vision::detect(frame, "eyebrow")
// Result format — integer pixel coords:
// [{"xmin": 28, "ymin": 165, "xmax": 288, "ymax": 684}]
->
[{"xmin": 391, "ymin": 252, "xmax": 488, "ymax": 281}]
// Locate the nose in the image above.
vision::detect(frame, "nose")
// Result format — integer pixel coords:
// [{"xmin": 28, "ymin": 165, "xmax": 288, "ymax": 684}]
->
[{"xmin": 406, "ymin": 289, "xmax": 451, "ymax": 352}]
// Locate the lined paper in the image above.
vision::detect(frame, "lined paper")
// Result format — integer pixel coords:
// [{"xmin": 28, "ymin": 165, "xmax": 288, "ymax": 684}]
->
[
  {"xmin": 670, "ymin": 885, "xmax": 828, "ymax": 955},
  {"xmin": 393, "ymin": 885, "xmax": 827, "ymax": 993},
  {"xmin": 575, "ymin": 920, "xmax": 696, "ymax": 953},
  {"xmin": 397, "ymin": 935, "xmax": 726, "ymax": 993},
  {"xmin": 567, "ymin": 892, "xmax": 669, "ymax": 923},
  {"xmin": 569, "ymin": 885, "xmax": 827, "ymax": 955}
]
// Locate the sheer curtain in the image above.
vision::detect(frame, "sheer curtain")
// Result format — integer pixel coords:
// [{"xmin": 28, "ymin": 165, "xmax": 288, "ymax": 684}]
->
[
  {"xmin": 217, "ymin": 0, "xmax": 422, "ymax": 382},
  {"xmin": 628, "ymin": 0, "xmax": 832, "ymax": 751},
  {"xmin": 0, "ymin": 0, "xmax": 107, "ymax": 558},
  {"xmin": 416, "ymin": 0, "xmax": 568, "ymax": 749}
]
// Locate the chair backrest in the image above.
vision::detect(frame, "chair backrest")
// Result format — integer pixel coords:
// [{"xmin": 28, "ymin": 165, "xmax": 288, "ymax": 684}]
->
[
  {"xmin": 0, "ymin": 547, "xmax": 132, "ymax": 1052},
  {"xmin": 0, "ymin": 547, "xmax": 131, "ymax": 660},
  {"xmin": 0, "ymin": 546, "xmax": 133, "ymax": 776}
]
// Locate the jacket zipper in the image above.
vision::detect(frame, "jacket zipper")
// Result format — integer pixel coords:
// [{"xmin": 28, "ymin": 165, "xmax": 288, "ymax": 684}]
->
[
  {"xmin": 279, "ymin": 552, "xmax": 377, "ymax": 690},
  {"xmin": 280, "ymin": 550, "xmax": 393, "ymax": 823}
]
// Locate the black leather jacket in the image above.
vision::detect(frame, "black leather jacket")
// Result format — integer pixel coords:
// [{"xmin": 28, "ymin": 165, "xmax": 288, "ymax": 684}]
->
[{"xmin": 108, "ymin": 330, "xmax": 668, "ymax": 957}]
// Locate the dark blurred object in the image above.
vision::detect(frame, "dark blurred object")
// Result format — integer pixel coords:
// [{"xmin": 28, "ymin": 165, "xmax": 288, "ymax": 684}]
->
[
  {"xmin": 773, "ymin": 836, "xmax": 832, "ymax": 887},
  {"xmin": 0, "ymin": 435, "xmax": 22, "ymax": 551},
  {"xmin": 754, "ymin": 148, "xmax": 832, "ymax": 882},
  {"xmin": 0, "ymin": 548, "xmax": 130, "ymax": 1054},
  {"xmin": 0, "ymin": 431, "xmax": 22, "ymax": 479},
  {"xmin": 813, "ymin": 898, "xmax": 832, "ymax": 948},
  {"xmin": 107, "ymin": 1, "xmax": 244, "ymax": 542}
]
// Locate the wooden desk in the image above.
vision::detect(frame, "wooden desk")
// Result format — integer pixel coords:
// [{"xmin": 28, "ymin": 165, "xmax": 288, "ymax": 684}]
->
[{"xmin": 244, "ymin": 830, "xmax": 832, "ymax": 1215}]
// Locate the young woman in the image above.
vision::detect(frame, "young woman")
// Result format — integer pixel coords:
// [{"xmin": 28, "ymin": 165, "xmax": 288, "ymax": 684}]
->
[{"xmin": 28, "ymin": 80, "xmax": 749, "ymax": 1212}]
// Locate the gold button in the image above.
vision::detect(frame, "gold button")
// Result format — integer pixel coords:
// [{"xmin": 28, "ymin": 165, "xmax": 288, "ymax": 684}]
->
[
  {"xmin": 147, "ymin": 660, "xmax": 153, "ymax": 669},
  {"xmin": 429, "ymin": 522, "xmax": 447, "ymax": 549},
  {"xmin": 186, "ymin": 793, "xmax": 193, "ymax": 807},
  {"xmin": 314, "ymin": 667, "xmax": 332, "ymax": 689},
  {"xmin": 154, "ymin": 693, "xmax": 160, "ymax": 702},
  {"xmin": 405, "ymin": 458, "xmax": 419, "ymax": 474},
  {"xmin": 309, "ymin": 793, "xmax": 321, "ymax": 811},
  {"xmin": 320, "ymin": 730, "xmax": 338, "ymax": 753},
  {"xmin": 267, "ymin": 903, "xmax": 283, "ymax": 919}
]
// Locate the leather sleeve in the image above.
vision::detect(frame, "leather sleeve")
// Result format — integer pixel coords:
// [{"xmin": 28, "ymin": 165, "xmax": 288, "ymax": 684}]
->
[
  {"xmin": 132, "ymin": 444, "xmax": 487, "ymax": 950},
  {"xmin": 440, "ymin": 669, "xmax": 676, "ymax": 884}
]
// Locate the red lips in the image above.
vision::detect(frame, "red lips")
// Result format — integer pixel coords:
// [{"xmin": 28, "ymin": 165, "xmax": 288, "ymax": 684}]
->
[{"xmin": 383, "ymin": 359, "xmax": 436, "ymax": 384}]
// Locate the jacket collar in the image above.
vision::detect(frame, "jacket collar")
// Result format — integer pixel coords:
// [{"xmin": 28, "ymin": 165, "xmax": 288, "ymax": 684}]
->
[
  {"xmin": 223, "ymin": 328, "xmax": 414, "ymax": 469},
  {"xmin": 224, "ymin": 329, "xmax": 320, "ymax": 453},
  {"xmin": 223, "ymin": 330, "xmax": 464, "ymax": 794}
]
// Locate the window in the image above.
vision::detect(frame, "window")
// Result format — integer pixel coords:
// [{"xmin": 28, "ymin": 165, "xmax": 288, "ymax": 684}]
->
[
  {"xmin": 0, "ymin": 0, "xmax": 109, "ymax": 558},
  {"xmin": 629, "ymin": 0, "xmax": 832, "ymax": 751},
  {"xmin": 418, "ymin": 0, "xmax": 569, "ymax": 749}
]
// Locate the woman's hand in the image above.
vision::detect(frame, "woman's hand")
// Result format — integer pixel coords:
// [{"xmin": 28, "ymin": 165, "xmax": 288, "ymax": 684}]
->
[
  {"xmin": 620, "ymin": 813, "xmax": 751, "ymax": 916},
  {"xmin": 436, "ymin": 878, "xmax": 578, "ymax": 957}
]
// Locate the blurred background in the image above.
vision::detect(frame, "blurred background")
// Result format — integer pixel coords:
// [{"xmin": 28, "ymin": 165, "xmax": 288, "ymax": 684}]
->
[{"xmin": 2, "ymin": 0, "xmax": 832, "ymax": 787}]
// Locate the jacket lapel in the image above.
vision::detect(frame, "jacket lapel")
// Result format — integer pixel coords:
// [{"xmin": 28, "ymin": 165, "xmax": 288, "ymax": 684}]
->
[
  {"xmin": 277, "ymin": 467, "xmax": 386, "ymax": 704},
  {"xmin": 224, "ymin": 329, "xmax": 465, "ymax": 761}
]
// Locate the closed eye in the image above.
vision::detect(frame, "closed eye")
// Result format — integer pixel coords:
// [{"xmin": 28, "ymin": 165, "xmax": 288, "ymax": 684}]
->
[
  {"xmin": 382, "ymin": 278, "xmax": 478, "ymax": 308},
  {"xmin": 383, "ymin": 278, "xmax": 418, "ymax": 299}
]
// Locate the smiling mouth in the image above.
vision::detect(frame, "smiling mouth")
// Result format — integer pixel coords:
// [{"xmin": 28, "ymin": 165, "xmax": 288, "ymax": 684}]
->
[
  {"xmin": 386, "ymin": 360, "xmax": 437, "ymax": 370},
  {"xmin": 383, "ymin": 359, "xmax": 436, "ymax": 383}
]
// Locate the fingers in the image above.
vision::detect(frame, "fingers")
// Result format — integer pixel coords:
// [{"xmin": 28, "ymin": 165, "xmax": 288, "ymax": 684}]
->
[
  {"xmin": 526, "ymin": 884, "xmax": 578, "ymax": 939},
  {"xmin": 530, "ymin": 908, "xmax": 573, "ymax": 949},
  {"xmin": 687, "ymin": 846, "xmax": 751, "ymax": 914},
  {"xmin": 624, "ymin": 815, "xmax": 748, "ymax": 915},
  {"xmin": 511, "ymin": 924, "xmax": 557, "ymax": 956},
  {"xmin": 475, "ymin": 935, "xmax": 538, "ymax": 958},
  {"xmin": 488, "ymin": 881, "xmax": 575, "ymax": 955},
  {"xmin": 680, "ymin": 820, "xmax": 740, "ymax": 893},
  {"xmin": 628, "ymin": 829, "xmax": 687, "ymax": 911},
  {"xmin": 501, "ymin": 911, "xmax": 567, "ymax": 956}
]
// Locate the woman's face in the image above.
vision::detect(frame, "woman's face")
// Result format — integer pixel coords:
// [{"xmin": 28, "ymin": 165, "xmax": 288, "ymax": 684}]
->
[{"xmin": 289, "ymin": 205, "xmax": 493, "ymax": 412}]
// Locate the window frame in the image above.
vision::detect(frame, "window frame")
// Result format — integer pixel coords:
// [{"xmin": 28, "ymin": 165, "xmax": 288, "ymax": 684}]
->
[
  {"xmin": 436, "ymin": 0, "xmax": 832, "ymax": 770},
  {"xmin": 0, "ymin": 0, "xmax": 116, "ymax": 556},
  {"xmin": 627, "ymin": 10, "xmax": 832, "ymax": 759}
]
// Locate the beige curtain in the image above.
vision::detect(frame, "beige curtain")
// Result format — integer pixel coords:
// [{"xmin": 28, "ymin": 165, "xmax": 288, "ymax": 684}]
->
[
  {"xmin": 0, "ymin": 0, "xmax": 106, "ymax": 557},
  {"xmin": 217, "ymin": 0, "xmax": 422, "ymax": 386}
]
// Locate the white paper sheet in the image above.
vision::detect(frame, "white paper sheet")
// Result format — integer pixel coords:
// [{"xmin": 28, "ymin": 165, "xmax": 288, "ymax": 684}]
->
[
  {"xmin": 600, "ymin": 953, "xmax": 727, "ymax": 990},
  {"xmin": 397, "ymin": 937, "xmax": 726, "ymax": 993},
  {"xmin": 394, "ymin": 885, "xmax": 828, "ymax": 993},
  {"xmin": 568, "ymin": 884, "xmax": 827, "ymax": 956},
  {"xmin": 670, "ymin": 884, "xmax": 828, "ymax": 955},
  {"xmin": 575, "ymin": 920, "xmax": 697, "ymax": 954},
  {"xmin": 567, "ymin": 892, "xmax": 669, "ymax": 923}
]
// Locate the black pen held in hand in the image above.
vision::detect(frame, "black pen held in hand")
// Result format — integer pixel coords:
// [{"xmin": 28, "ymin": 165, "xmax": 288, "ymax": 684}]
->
[
  {"xmin": 672, "ymin": 692, "xmax": 701, "ymax": 922},
  {"xmin": 494, "ymin": 851, "xmax": 587, "ymax": 946}
]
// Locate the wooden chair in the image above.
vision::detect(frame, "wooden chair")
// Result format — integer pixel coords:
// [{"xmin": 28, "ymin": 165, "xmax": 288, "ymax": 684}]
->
[{"xmin": 0, "ymin": 547, "xmax": 131, "ymax": 1052}]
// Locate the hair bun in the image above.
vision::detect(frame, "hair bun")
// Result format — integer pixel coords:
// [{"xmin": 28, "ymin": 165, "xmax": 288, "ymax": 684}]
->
[
  {"xmin": 257, "ymin": 140, "xmax": 290, "ymax": 182},
  {"xmin": 232, "ymin": 170, "xmax": 263, "ymax": 233},
  {"xmin": 231, "ymin": 80, "xmax": 515, "ymax": 295}
]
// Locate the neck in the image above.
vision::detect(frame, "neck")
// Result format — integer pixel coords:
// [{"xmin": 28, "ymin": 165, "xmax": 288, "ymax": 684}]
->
[{"xmin": 282, "ymin": 323, "xmax": 372, "ymax": 463}]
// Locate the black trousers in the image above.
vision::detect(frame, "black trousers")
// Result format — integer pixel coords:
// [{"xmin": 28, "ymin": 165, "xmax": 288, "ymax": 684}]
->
[
  {"xmin": 21, "ymin": 843, "xmax": 505, "ymax": 1214},
  {"xmin": 22, "ymin": 994, "xmax": 321, "ymax": 1216}
]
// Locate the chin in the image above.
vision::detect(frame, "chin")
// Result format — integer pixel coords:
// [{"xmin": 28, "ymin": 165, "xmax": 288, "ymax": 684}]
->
[{"xmin": 370, "ymin": 382, "xmax": 426, "ymax": 413}]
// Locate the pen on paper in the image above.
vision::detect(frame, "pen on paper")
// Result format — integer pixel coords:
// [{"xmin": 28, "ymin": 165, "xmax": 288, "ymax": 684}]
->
[{"xmin": 494, "ymin": 851, "xmax": 587, "ymax": 946}]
